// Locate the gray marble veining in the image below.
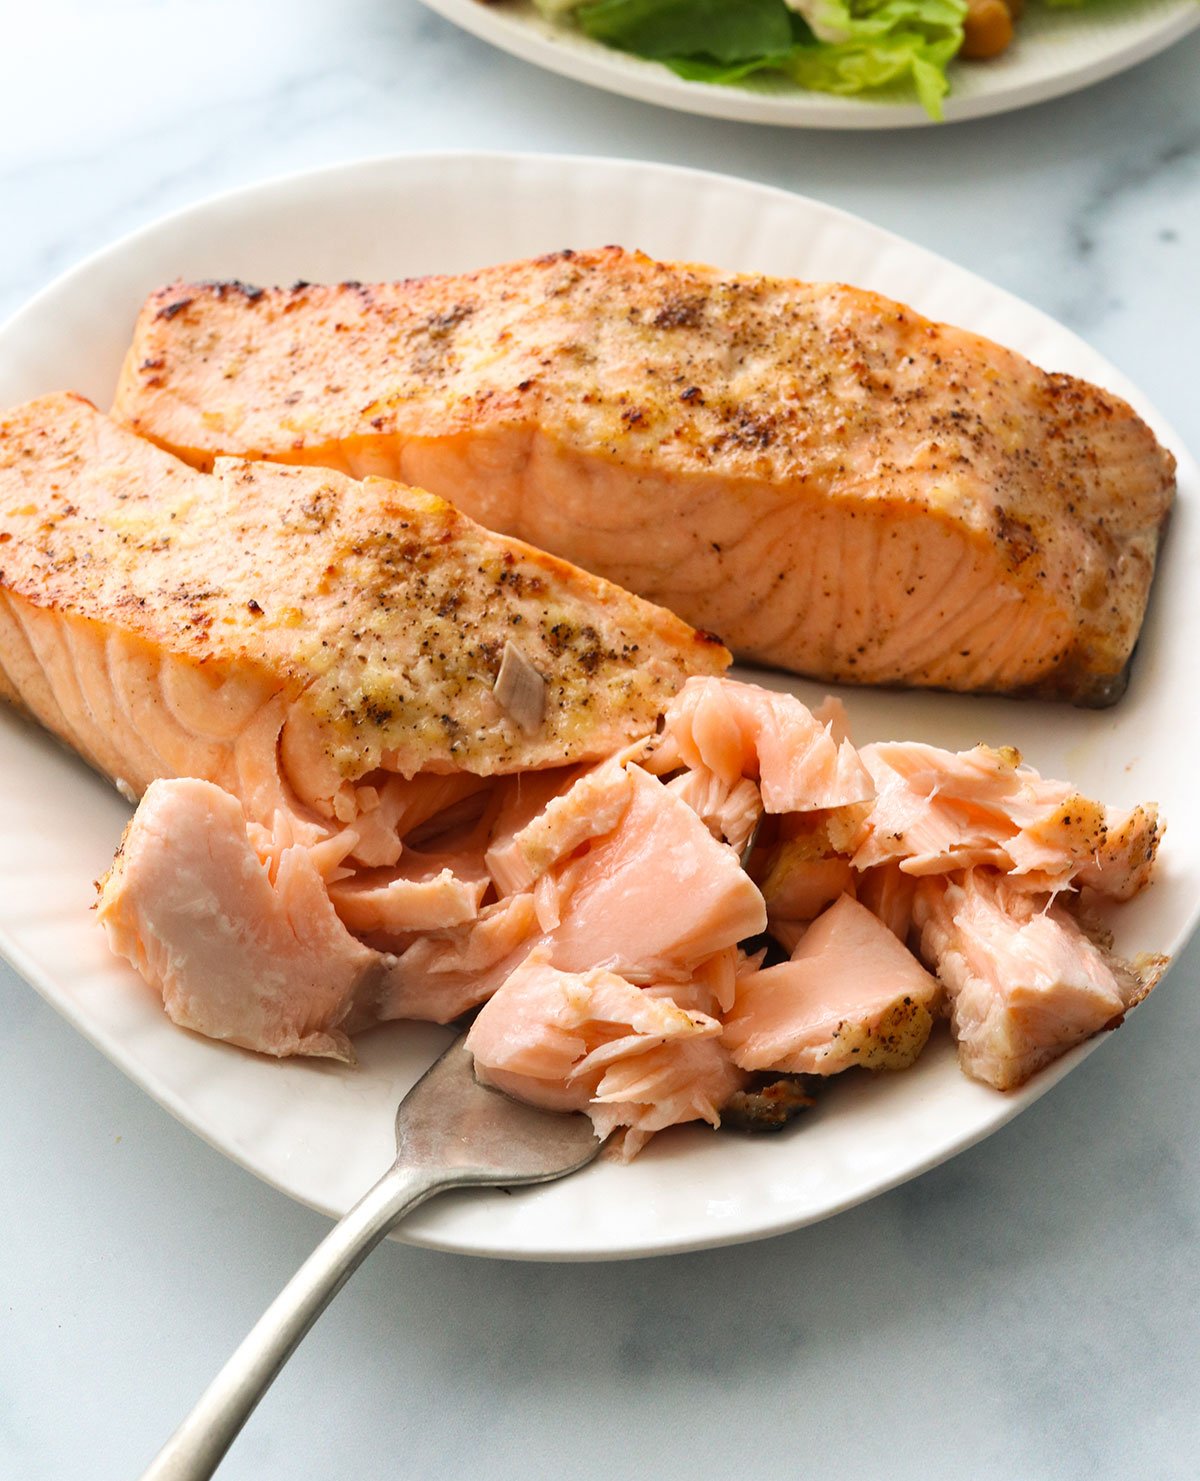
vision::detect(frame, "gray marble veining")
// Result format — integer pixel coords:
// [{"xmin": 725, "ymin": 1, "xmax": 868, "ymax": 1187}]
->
[{"xmin": 1, "ymin": 4, "xmax": 1198, "ymax": 1477}]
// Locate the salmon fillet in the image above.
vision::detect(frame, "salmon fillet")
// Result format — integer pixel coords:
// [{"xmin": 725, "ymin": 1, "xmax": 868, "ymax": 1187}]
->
[
  {"xmin": 112, "ymin": 248, "xmax": 1177, "ymax": 704},
  {"xmin": 0, "ymin": 393, "xmax": 726, "ymax": 825}
]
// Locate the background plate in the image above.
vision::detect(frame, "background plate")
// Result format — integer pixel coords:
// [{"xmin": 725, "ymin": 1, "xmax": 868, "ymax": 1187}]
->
[
  {"xmin": 0, "ymin": 152, "xmax": 1196, "ymax": 1260},
  {"xmin": 416, "ymin": 0, "xmax": 1200, "ymax": 129}
]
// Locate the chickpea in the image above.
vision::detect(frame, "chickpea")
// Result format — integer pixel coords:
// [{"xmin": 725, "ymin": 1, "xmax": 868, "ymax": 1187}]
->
[{"xmin": 961, "ymin": 0, "xmax": 1015, "ymax": 58}]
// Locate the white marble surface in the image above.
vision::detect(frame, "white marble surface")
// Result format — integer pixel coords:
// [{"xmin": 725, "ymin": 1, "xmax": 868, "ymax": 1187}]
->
[{"xmin": 2, "ymin": 4, "xmax": 1199, "ymax": 1477}]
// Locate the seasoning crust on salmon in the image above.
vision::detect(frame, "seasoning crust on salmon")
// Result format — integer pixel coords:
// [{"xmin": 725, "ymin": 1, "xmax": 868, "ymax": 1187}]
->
[
  {"xmin": 0, "ymin": 393, "xmax": 727, "ymax": 810},
  {"xmin": 114, "ymin": 248, "xmax": 1176, "ymax": 705}
]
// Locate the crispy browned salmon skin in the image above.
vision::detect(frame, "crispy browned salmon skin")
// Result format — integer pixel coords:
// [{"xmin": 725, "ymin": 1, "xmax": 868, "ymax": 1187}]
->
[
  {"xmin": 0, "ymin": 393, "xmax": 726, "ymax": 826},
  {"xmin": 113, "ymin": 248, "xmax": 1176, "ymax": 705}
]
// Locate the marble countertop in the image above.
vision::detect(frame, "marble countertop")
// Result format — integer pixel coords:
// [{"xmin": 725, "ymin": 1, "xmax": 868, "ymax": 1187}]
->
[{"xmin": 3, "ymin": 5, "xmax": 1198, "ymax": 1478}]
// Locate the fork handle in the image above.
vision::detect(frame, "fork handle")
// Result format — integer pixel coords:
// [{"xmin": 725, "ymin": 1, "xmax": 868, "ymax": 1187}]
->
[{"xmin": 140, "ymin": 1161, "xmax": 444, "ymax": 1481}]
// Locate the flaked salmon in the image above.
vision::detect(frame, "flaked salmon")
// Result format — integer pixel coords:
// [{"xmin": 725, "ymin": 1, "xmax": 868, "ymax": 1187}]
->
[
  {"xmin": 466, "ymin": 948, "xmax": 745, "ymax": 1156},
  {"xmin": 112, "ymin": 249, "xmax": 1176, "ymax": 704},
  {"xmin": 644, "ymin": 675, "xmax": 873, "ymax": 814},
  {"xmin": 93, "ymin": 662, "xmax": 1164, "ymax": 1143},
  {"xmin": 851, "ymin": 740, "xmax": 1161, "ymax": 890},
  {"xmin": 96, "ymin": 750, "xmax": 767, "ymax": 1094},
  {"xmin": 722, "ymin": 895, "xmax": 941, "ymax": 1076},
  {"xmin": 0, "ymin": 393, "xmax": 726, "ymax": 834},
  {"xmin": 758, "ymin": 825, "xmax": 856, "ymax": 936},
  {"xmin": 99, "ymin": 777, "xmax": 377, "ymax": 1060},
  {"xmin": 912, "ymin": 871, "xmax": 1164, "ymax": 1090},
  {"xmin": 543, "ymin": 763, "xmax": 766, "ymax": 980}
]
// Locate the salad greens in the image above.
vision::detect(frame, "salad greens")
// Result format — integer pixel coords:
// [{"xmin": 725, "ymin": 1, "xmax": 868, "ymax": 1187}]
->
[{"xmin": 535, "ymin": 0, "xmax": 969, "ymax": 118}]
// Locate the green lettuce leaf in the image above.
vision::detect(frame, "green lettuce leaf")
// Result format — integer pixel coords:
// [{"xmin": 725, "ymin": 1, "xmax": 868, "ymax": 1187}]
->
[
  {"xmin": 576, "ymin": 0, "xmax": 797, "ymax": 63},
  {"xmin": 781, "ymin": 0, "xmax": 967, "ymax": 115},
  {"xmin": 573, "ymin": 0, "xmax": 967, "ymax": 119}
]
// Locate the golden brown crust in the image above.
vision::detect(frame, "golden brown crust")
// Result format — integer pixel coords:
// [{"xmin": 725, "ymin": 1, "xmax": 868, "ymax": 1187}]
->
[
  {"xmin": 0, "ymin": 393, "xmax": 727, "ymax": 781},
  {"xmin": 113, "ymin": 248, "xmax": 1176, "ymax": 704}
]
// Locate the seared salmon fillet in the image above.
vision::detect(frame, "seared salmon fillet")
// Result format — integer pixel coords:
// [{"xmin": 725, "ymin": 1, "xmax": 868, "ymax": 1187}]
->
[
  {"xmin": 112, "ymin": 248, "xmax": 1176, "ymax": 704},
  {"xmin": 0, "ymin": 393, "xmax": 726, "ymax": 826}
]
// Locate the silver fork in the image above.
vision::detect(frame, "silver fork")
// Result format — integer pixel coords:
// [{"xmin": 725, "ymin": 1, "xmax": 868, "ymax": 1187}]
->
[{"xmin": 141, "ymin": 1038, "xmax": 603, "ymax": 1481}]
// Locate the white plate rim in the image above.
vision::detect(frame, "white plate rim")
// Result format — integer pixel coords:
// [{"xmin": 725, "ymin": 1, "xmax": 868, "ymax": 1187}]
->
[
  {"xmin": 1, "ymin": 149, "xmax": 1196, "ymax": 1261},
  {"xmin": 415, "ymin": 0, "xmax": 1200, "ymax": 129}
]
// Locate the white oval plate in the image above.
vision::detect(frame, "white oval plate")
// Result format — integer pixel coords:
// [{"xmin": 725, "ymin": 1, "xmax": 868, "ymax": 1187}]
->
[
  {"xmin": 1, "ymin": 153, "xmax": 1196, "ymax": 1260},
  {"xmin": 417, "ymin": 0, "xmax": 1198, "ymax": 128}
]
